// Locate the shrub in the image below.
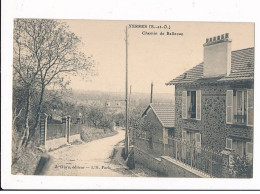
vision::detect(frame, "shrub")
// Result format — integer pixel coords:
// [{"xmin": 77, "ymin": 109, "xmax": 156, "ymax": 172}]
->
[{"xmin": 232, "ymin": 154, "xmax": 253, "ymax": 178}]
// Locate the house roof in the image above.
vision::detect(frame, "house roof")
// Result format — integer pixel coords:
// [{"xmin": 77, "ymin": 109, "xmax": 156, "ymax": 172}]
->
[
  {"xmin": 142, "ymin": 103, "xmax": 175, "ymax": 128},
  {"xmin": 166, "ymin": 47, "xmax": 254, "ymax": 85}
]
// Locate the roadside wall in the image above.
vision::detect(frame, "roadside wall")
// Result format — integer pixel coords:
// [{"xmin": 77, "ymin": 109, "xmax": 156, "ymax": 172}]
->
[
  {"xmin": 134, "ymin": 146, "xmax": 205, "ymax": 178},
  {"xmin": 70, "ymin": 134, "xmax": 81, "ymax": 142},
  {"xmin": 45, "ymin": 134, "xmax": 81, "ymax": 151},
  {"xmin": 45, "ymin": 137, "xmax": 67, "ymax": 151}
]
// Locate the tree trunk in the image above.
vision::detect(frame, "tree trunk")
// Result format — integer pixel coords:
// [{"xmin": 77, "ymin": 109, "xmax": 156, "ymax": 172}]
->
[
  {"xmin": 22, "ymin": 87, "xmax": 31, "ymax": 145},
  {"xmin": 26, "ymin": 85, "xmax": 45, "ymax": 146}
]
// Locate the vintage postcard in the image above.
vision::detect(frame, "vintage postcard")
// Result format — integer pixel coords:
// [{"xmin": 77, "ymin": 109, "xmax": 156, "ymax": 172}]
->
[{"xmin": 11, "ymin": 19, "xmax": 254, "ymax": 179}]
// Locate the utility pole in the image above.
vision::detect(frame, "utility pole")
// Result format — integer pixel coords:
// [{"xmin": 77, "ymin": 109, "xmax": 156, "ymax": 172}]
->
[
  {"xmin": 125, "ymin": 26, "xmax": 129, "ymax": 157},
  {"xmin": 129, "ymin": 85, "xmax": 132, "ymax": 137},
  {"xmin": 150, "ymin": 82, "xmax": 153, "ymax": 103}
]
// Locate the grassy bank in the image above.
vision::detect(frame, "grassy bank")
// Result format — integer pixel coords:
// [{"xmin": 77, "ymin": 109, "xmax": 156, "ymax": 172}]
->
[
  {"xmin": 80, "ymin": 125, "xmax": 118, "ymax": 143},
  {"xmin": 11, "ymin": 146, "xmax": 43, "ymax": 175}
]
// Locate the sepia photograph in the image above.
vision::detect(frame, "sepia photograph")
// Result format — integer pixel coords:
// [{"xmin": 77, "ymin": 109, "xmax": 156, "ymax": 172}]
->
[{"xmin": 10, "ymin": 19, "xmax": 254, "ymax": 179}]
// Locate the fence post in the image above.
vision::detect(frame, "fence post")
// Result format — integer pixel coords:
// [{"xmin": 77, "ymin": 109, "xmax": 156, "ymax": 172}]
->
[
  {"xmin": 190, "ymin": 144, "xmax": 193, "ymax": 167},
  {"xmin": 40, "ymin": 114, "xmax": 48, "ymax": 149},
  {"xmin": 77, "ymin": 117, "xmax": 81, "ymax": 134},
  {"xmin": 210, "ymin": 151, "xmax": 213, "ymax": 177},
  {"xmin": 175, "ymin": 140, "xmax": 178, "ymax": 160},
  {"xmin": 66, "ymin": 116, "xmax": 71, "ymax": 143},
  {"xmin": 62, "ymin": 117, "xmax": 66, "ymax": 138}
]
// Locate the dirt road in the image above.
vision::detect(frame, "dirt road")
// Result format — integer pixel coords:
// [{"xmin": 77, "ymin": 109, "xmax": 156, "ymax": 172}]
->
[{"xmin": 44, "ymin": 129, "xmax": 130, "ymax": 176}]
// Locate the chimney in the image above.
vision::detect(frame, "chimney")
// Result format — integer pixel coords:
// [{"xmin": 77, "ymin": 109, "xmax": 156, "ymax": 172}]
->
[{"xmin": 203, "ymin": 33, "xmax": 232, "ymax": 77}]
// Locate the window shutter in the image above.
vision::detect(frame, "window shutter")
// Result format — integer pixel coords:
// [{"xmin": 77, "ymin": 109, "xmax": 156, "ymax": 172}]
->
[
  {"xmin": 226, "ymin": 90, "xmax": 233, "ymax": 124},
  {"xmin": 226, "ymin": 138, "xmax": 232, "ymax": 150},
  {"xmin": 246, "ymin": 142, "xmax": 253, "ymax": 154},
  {"xmin": 246, "ymin": 142, "xmax": 253, "ymax": 160},
  {"xmin": 182, "ymin": 91, "xmax": 187, "ymax": 119},
  {"xmin": 247, "ymin": 89, "xmax": 254, "ymax": 126},
  {"xmin": 196, "ymin": 90, "xmax": 201, "ymax": 120},
  {"xmin": 195, "ymin": 133, "xmax": 201, "ymax": 153}
]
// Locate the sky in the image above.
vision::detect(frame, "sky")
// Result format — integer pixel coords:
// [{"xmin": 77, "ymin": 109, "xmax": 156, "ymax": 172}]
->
[{"xmin": 64, "ymin": 20, "xmax": 254, "ymax": 94}]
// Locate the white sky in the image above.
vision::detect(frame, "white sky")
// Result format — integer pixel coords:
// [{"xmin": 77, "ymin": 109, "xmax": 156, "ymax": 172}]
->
[{"xmin": 64, "ymin": 20, "xmax": 254, "ymax": 94}]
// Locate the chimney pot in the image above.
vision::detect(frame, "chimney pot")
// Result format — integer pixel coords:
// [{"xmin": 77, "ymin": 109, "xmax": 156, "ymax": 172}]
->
[{"xmin": 225, "ymin": 33, "xmax": 229, "ymax": 39}]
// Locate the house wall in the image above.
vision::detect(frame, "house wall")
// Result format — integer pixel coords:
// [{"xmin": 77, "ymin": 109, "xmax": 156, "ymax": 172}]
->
[
  {"xmin": 175, "ymin": 81, "xmax": 253, "ymax": 152},
  {"xmin": 138, "ymin": 108, "xmax": 164, "ymax": 156},
  {"xmin": 143, "ymin": 108, "xmax": 164, "ymax": 142}
]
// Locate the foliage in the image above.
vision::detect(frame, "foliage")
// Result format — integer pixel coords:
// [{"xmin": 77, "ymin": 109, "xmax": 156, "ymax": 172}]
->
[
  {"xmin": 80, "ymin": 125, "xmax": 118, "ymax": 143},
  {"xmin": 12, "ymin": 18, "xmax": 95, "ymax": 148},
  {"xmin": 86, "ymin": 106, "xmax": 114, "ymax": 132},
  {"xmin": 129, "ymin": 102, "xmax": 147, "ymax": 129},
  {"xmin": 113, "ymin": 113, "xmax": 125, "ymax": 127},
  {"xmin": 232, "ymin": 154, "xmax": 253, "ymax": 178}
]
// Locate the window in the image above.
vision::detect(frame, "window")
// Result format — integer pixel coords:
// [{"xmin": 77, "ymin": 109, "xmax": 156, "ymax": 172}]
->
[
  {"xmin": 226, "ymin": 89, "xmax": 254, "ymax": 126},
  {"xmin": 182, "ymin": 130, "xmax": 201, "ymax": 154},
  {"xmin": 226, "ymin": 138, "xmax": 252, "ymax": 158},
  {"xmin": 234, "ymin": 90, "xmax": 247, "ymax": 124},
  {"xmin": 187, "ymin": 91, "xmax": 196, "ymax": 118},
  {"xmin": 182, "ymin": 90, "xmax": 201, "ymax": 120},
  {"xmin": 232, "ymin": 140, "xmax": 246, "ymax": 157},
  {"xmin": 182, "ymin": 130, "xmax": 201, "ymax": 145},
  {"xmin": 226, "ymin": 138, "xmax": 232, "ymax": 150}
]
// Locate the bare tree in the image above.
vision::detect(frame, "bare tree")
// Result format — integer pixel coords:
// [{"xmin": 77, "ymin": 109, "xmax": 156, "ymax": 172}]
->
[{"xmin": 13, "ymin": 19, "xmax": 95, "ymax": 146}]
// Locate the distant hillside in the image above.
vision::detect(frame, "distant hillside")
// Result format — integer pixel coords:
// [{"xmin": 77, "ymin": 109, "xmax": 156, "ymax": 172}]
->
[{"xmin": 63, "ymin": 90, "xmax": 174, "ymax": 106}]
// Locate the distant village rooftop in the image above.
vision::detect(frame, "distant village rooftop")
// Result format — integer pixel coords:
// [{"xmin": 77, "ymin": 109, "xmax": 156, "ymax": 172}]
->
[{"xmin": 142, "ymin": 103, "xmax": 175, "ymax": 128}]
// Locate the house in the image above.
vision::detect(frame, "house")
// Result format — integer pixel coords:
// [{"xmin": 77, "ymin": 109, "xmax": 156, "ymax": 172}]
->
[
  {"xmin": 140, "ymin": 103, "xmax": 175, "ymax": 155},
  {"xmin": 166, "ymin": 33, "xmax": 254, "ymax": 159},
  {"xmin": 105, "ymin": 100, "xmax": 124, "ymax": 114}
]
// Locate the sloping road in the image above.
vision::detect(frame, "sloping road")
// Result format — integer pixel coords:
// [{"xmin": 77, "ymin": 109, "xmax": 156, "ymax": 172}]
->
[{"xmin": 44, "ymin": 129, "xmax": 130, "ymax": 176}]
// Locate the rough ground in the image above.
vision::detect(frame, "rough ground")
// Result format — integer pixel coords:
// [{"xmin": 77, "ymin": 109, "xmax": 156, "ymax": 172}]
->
[
  {"xmin": 44, "ymin": 129, "xmax": 132, "ymax": 176},
  {"xmin": 110, "ymin": 141, "xmax": 159, "ymax": 177}
]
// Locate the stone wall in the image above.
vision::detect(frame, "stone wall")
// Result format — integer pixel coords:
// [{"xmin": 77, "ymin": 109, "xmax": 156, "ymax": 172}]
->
[
  {"xmin": 174, "ymin": 81, "xmax": 254, "ymax": 152},
  {"xmin": 134, "ymin": 147, "xmax": 205, "ymax": 177}
]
